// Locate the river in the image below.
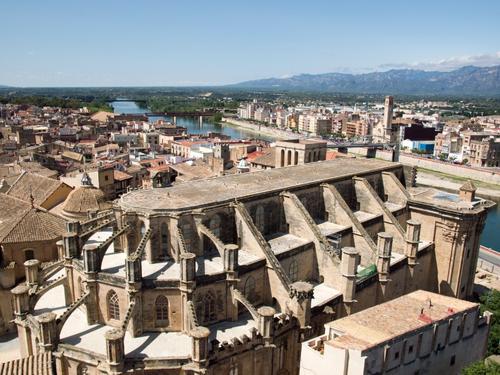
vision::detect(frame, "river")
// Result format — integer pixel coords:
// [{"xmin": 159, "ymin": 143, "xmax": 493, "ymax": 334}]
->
[
  {"xmin": 111, "ymin": 100, "xmax": 274, "ymax": 141},
  {"xmin": 112, "ymin": 100, "xmax": 499, "ymax": 250}
]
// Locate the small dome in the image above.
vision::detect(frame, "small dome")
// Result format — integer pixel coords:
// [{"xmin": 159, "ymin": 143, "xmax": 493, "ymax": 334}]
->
[{"xmin": 61, "ymin": 185, "xmax": 112, "ymax": 219}]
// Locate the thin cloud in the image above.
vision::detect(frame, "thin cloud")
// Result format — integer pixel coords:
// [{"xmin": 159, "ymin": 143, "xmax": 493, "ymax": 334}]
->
[{"xmin": 379, "ymin": 52, "xmax": 500, "ymax": 71}]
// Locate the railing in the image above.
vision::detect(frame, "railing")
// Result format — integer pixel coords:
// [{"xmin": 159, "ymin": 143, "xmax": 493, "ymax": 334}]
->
[
  {"xmin": 231, "ymin": 287, "xmax": 259, "ymax": 321},
  {"xmin": 282, "ymin": 191, "xmax": 340, "ymax": 262},
  {"xmin": 130, "ymin": 228, "xmax": 152, "ymax": 260},
  {"xmin": 96, "ymin": 225, "xmax": 130, "ymax": 262},
  {"xmin": 34, "ymin": 274, "xmax": 67, "ymax": 297},
  {"xmin": 197, "ymin": 223, "xmax": 225, "ymax": 257},
  {"xmin": 177, "ymin": 227, "xmax": 188, "ymax": 255},
  {"xmin": 322, "ymin": 183, "xmax": 377, "ymax": 254},
  {"xmin": 187, "ymin": 300, "xmax": 199, "ymax": 330},
  {"xmin": 56, "ymin": 291, "xmax": 89, "ymax": 332},
  {"xmin": 354, "ymin": 177, "xmax": 406, "ymax": 239},
  {"xmin": 39, "ymin": 260, "xmax": 65, "ymax": 281},
  {"xmin": 79, "ymin": 210, "xmax": 114, "ymax": 233},
  {"xmin": 233, "ymin": 201, "xmax": 292, "ymax": 293},
  {"xmin": 120, "ymin": 300, "xmax": 136, "ymax": 335},
  {"xmin": 79, "ymin": 218, "xmax": 117, "ymax": 243}
]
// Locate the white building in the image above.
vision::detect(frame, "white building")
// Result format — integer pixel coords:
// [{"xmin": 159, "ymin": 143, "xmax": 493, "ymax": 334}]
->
[{"xmin": 300, "ymin": 290, "xmax": 491, "ymax": 375}]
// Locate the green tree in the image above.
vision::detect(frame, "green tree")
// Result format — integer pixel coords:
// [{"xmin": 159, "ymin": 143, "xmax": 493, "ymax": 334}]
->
[
  {"xmin": 481, "ymin": 290, "xmax": 500, "ymax": 356},
  {"xmin": 462, "ymin": 361, "xmax": 500, "ymax": 375}
]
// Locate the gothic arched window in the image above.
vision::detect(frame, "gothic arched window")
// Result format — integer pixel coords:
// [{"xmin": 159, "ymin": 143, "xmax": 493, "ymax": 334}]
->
[
  {"xmin": 288, "ymin": 260, "xmax": 299, "ymax": 282},
  {"xmin": 244, "ymin": 276, "xmax": 256, "ymax": 303},
  {"xmin": 203, "ymin": 291, "xmax": 216, "ymax": 323},
  {"xmin": 107, "ymin": 290, "xmax": 120, "ymax": 320},
  {"xmin": 161, "ymin": 222, "xmax": 169, "ymax": 257},
  {"xmin": 255, "ymin": 205, "xmax": 265, "ymax": 232},
  {"xmin": 155, "ymin": 295, "xmax": 169, "ymax": 327},
  {"xmin": 139, "ymin": 221, "xmax": 146, "ymax": 237}
]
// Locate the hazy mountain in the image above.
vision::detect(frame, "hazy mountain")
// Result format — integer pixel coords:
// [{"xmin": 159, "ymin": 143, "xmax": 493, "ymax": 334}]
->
[{"xmin": 231, "ymin": 65, "xmax": 500, "ymax": 96}]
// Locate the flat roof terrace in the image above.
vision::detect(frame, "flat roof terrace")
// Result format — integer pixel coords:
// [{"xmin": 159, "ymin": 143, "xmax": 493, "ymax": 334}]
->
[{"xmin": 119, "ymin": 158, "xmax": 400, "ymax": 212}]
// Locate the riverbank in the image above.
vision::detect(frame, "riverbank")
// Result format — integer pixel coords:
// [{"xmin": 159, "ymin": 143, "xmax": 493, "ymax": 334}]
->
[
  {"xmin": 221, "ymin": 117, "xmax": 303, "ymax": 141},
  {"xmin": 417, "ymin": 169, "xmax": 500, "ymax": 201}
]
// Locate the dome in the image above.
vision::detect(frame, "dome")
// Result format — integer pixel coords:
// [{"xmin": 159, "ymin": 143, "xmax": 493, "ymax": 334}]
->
[{"xmin": 61, "ymin": 185, "xmax": 112, "ymax": 220}]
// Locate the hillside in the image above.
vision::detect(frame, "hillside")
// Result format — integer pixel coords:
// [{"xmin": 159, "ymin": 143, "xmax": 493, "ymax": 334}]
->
[{"xmin": 231, "ymin": 65, "xmax": 500, "ymax": 96}]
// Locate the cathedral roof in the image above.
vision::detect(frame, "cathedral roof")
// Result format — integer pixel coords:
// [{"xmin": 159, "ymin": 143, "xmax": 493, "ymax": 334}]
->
[{"xmin": 120, "ymin": 158, "xmax": 398, "ymax": 212}]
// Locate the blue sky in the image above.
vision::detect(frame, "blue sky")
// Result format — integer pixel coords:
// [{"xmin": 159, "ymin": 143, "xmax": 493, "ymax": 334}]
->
[{"xmin": 1, "ymin": 0, "xmax": 499, "ymax": 87}]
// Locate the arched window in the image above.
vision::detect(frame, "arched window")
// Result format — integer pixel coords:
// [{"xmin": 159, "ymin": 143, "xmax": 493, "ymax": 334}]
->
[
  {"xmin": 107, "ymin": 290, "xmax": 120, "ymax": 320},
  {"xmin": 288, "ymin": 260, "xmax": 299, "ymax": 282},
  {"xmin": 255, "ymin": 205, "xmax": 265, "ymax": 232},
  {"xmin": 139, "ymin": 221, "xmax": 146, "ymax": 237},
  {"xmin": 294, "ymin": 151, "xmax": 298, "ymax": 165},
  {"xmin": 287, "ymin": 150, "xmax": 292, "ymax": 165},
  {"xmin": 155, "ymin": 295, "xmax": 169, "ymax": 327},
  {"xmin": 161, "ymin": 222, "xmax": 169, "ymax": 257},
  {"xmin": 209, "ymin": 214, "xmax": 221, "ymax": 238},
  {"xmin": 203, "ymin": 291, "xmax": 216, "ymax": 323},
  {"xmin": 77, "ymin": 364, "xmax": 89, "ymax": 375},
  {"xmin": 24, "ymin": 249, "xmax": 34, "ymax": 261},
  {"xmin": 244, "ymin": 276, "xmax": 256, "ymax": 303},
  {"xmin": 280, "ymin": 149, "xmax": 285, "ymax": 167}
]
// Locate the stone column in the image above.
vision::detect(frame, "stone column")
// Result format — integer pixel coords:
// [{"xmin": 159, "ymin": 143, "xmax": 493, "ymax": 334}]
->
[
  {"xmin": 37, "ymin": 312, "xmax": 58, "ymax": 352},
  {"xmin": 83, "ymin": 244, "xmax": 100, "ymax": 325},
  {"xmin": 190, "ymin": 326, "xmax": 210, "ymax": 371},
  {"xmin": 105, "ymin": 329, "xmax": 124, "ymax": 374},
  {"xmin": 11, "ymin": 284, "xmax": 32, "ymax": 357},
  {"xmin": 257, "ymin": 306, "xmax": 276, "ymax": 346},
  {"xmin": 340, "ymin": 247, "xmax": 359, "ymax": 315},
  {"xmin": 377, "ymin": 232, "xmax": 393, "ymax": 301},
  {"xmin": 24, "ymin": 259, "xmax": 40, "ymax": 287},
  {"xmin": 405, "ymin": 220, "xmax": 421, "ymax": 267},
  {"xmin": 56, "ymin": 240, "xmax": 64, "ymax": 260},
  {"xmin": 289, "ymin": 281, "xmax": 314, "ymax": 329},
  {"xmin": 224, "ymin": 244, "xmax": 239, "ymax": 321},
  {"xmin": 11, "ymin": 284, "xmax": 30, "ymax": 318},
  {"xmin": 125, "ymin": 256, "xmax": 142, "ymax": 291},
  {"xmin": 180, "ymin": 253, "xmax": 196, "ymax": 332},
  {"xmin": 83, "ymin": 243, "xmax": 100, "ymax": 273}
]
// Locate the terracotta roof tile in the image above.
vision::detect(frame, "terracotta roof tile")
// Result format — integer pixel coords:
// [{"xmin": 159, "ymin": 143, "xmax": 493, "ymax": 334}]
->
[
  {"xmin": 0, "ymin": 351, "xmax": 54, "ymax": 375},
  {"xmin": 6, "ymin": 172, "xmax": 65, "ymax": 206}
]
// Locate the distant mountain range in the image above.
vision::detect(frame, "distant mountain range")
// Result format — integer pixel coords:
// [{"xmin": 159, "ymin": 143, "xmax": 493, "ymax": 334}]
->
[{"xmin": 231, "ymin": 65, "xmax": 500, "ymax": 96}]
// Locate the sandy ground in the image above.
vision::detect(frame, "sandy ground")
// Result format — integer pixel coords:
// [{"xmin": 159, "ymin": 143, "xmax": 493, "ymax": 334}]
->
[{"xmin": 0, "ymin": 332, "xmax": 20, "ymax": 362}]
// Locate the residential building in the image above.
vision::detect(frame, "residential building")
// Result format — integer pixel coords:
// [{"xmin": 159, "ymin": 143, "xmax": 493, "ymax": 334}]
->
[{"xmin": 300, "ymin": 290, "xmax": 491, "ymax": 375}]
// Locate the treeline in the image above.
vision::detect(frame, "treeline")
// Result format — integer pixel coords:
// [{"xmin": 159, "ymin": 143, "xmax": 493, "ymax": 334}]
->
[
  {"xmin": 146, "ymin": 96, "xmax": 239, "ymax": 113},
  {"xmin": 0, "ymin": 95, "xmax": 112, "ymax": 113}
]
